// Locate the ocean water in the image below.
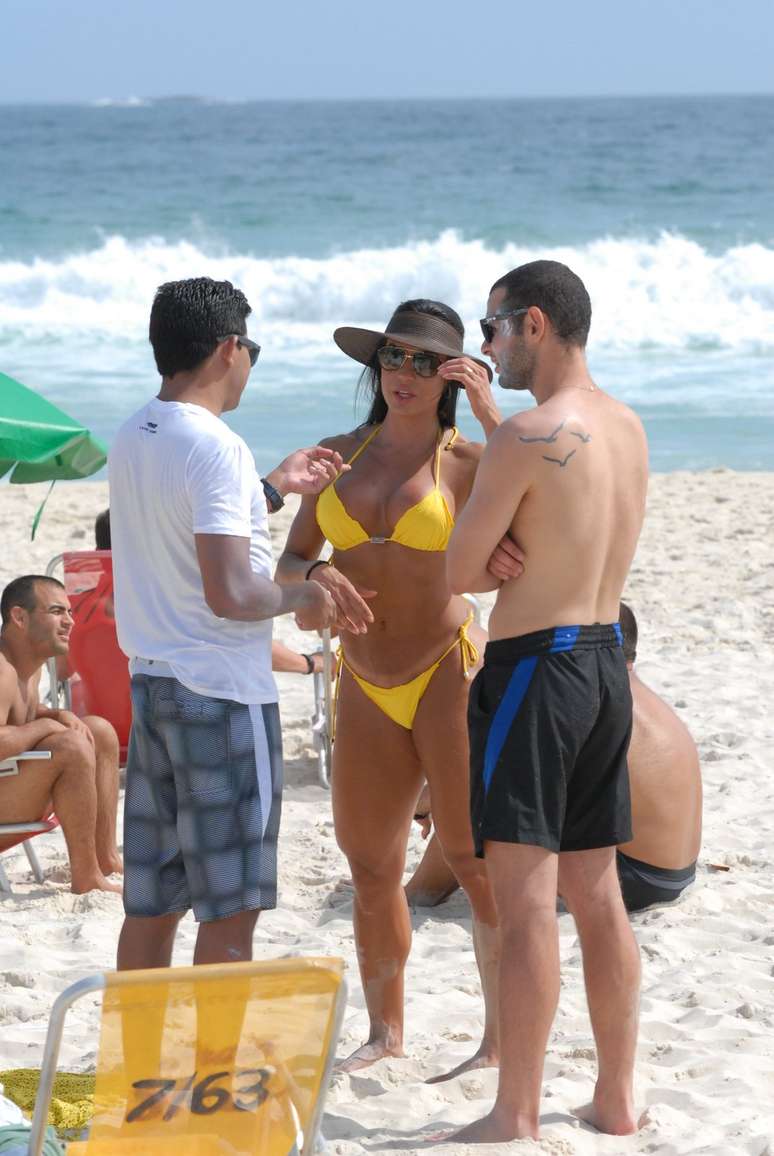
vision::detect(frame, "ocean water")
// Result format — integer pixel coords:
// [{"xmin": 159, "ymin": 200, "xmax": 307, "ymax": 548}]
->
[{"xmin": 1, "ymin": 96, "xmax": 773, "ymax": 474}]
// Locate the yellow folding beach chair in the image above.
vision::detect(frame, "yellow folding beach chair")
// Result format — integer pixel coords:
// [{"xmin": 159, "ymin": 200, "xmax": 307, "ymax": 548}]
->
[{"xmin": 27, "ymin": 957, "xmax": 346, "ymax": 1156}]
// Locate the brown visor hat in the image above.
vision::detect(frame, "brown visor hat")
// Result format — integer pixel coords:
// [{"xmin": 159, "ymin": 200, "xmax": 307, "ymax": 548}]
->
[{"xmin": 333, "ymin": 309, "xmax": 493, "ymax": 382}]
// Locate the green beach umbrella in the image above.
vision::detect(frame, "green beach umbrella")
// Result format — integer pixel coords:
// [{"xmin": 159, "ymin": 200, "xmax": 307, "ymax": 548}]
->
[{"xmin": 0, "ymin": 370, "xmax": 107, "ymax": 536}]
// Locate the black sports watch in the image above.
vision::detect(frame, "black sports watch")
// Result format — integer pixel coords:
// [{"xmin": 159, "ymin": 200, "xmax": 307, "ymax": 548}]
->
[{"xmin": 260, "ymin": 476, "xmax": 285, "ymax": 513}]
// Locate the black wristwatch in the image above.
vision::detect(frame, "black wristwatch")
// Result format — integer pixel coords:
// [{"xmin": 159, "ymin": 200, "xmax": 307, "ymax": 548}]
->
[{"xmin": 261, "ymin": 476, "xmax": 285, "ymax": 513}]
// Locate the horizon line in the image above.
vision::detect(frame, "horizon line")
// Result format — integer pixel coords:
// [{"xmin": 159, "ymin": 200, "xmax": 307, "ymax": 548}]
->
[{"xmin": 1, "ymin": 89, "xmax": 773, "ymax": 108}]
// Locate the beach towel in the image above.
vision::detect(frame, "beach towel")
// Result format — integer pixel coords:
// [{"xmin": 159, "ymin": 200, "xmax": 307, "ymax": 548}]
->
[{"xmin": 0, "ymin": 1069, "xmax": 94, "ymax": 1130}]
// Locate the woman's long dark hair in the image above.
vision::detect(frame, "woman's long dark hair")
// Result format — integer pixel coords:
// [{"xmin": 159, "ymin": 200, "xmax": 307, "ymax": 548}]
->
[{"xmin": 356, "ymin": 299, "xmax": 463, "ymax": 429}]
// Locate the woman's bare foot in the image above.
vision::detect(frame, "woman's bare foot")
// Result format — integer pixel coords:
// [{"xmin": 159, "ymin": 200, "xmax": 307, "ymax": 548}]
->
[
  {"xmin": 72, "ymin": 872, "xmax": 123, "ymax": 895},
  {"xmin": 335, "ymin": 1038, "xmax": 405, "ymax": 1074},
  {"xmin": 437, "ymin": 1105, "xmax": 538, "ymax": 1144},
  {"xmin": 573, "ymin": 1094, "xmax": 638, "ymax": 1135},
  {"xmin": 425, "ymin": 1040, "xmax": 498, "ymax": 1084}
]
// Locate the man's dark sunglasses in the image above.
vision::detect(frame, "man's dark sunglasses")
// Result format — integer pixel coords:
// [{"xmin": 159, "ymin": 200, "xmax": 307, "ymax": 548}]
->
[
  {"xmin": 479, "ymin": 307, "xmax": 529, "ymax": 344},
  {"xmin": 217, "ymin": 334, "xmax": 261, "ymax": 367},
  {"xmin": 377, "ymin": 344, "xmax": 443, "ymax": 379}
]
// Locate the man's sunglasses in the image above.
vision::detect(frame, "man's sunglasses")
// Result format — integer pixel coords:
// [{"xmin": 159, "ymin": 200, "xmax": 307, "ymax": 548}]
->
[
  {"xmin": 479, "ymin": 307, "xmax": 529, "ymax": 344},
  {"xmin": 217, "ymin": 334, "xmax": 261, "ymax": 367},
  {"xmin": 377, "ymin": 344, "xmax": 443, "ymax": 379}
]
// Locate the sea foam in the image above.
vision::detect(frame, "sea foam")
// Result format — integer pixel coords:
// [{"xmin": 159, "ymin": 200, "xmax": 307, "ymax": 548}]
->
[{"xmin": 0, "ymin": 230, "xmax": 772, "ymax": 353}]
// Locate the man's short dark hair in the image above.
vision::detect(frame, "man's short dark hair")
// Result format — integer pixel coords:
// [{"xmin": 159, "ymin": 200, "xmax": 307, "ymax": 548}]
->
[
  {"xmin": 149, "ymin": 277, "xmax": 252, "ymax": 377},
  {"xmin": 491, "ymin": 260, "xmax": 592, "ymax": 348},
  {"xmin": 619, "ymin": 601, "xmax": 638, "ymax": 663},
  {"xmin": 95, "ymin": 508, "xmax": 111, "ymax": 550},
  {"xmin": 1, "ymin": 575, "xmax": 65, "ymax": 626}
]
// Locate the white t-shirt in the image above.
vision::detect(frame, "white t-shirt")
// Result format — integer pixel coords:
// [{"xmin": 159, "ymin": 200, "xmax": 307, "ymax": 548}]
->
[{"xmin": 109, "ymin": 397, "xmax": 277, "ymax": 705}]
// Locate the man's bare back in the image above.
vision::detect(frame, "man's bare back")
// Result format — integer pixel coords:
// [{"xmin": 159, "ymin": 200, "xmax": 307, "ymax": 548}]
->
[{"xmin": 622, "ymin": 670, "xmax": 702, "ymax": 870}]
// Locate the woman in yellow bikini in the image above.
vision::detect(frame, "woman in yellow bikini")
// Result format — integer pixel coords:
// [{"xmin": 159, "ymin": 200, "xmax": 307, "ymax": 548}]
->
[{"xmin": 277, "ymin": 299, "xmax": 513, "ymax": 1077}]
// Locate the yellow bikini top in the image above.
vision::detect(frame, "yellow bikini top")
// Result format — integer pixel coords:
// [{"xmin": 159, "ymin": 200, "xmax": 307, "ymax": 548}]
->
[{"xmin": 316, "ymin": 424, "xmax": 457, "ymax": 552}]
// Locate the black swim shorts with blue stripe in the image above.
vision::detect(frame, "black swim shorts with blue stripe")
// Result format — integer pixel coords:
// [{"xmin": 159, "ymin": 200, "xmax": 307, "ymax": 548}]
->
[{"xmin": 470, "ymin": 624, "xmax": 633, "ymax": 856}]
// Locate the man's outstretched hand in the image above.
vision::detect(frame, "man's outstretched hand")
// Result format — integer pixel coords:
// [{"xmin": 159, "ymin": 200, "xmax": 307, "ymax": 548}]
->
[{"xmin": 268, "ymin": 447, "xmax": 349, "ymax": 497}]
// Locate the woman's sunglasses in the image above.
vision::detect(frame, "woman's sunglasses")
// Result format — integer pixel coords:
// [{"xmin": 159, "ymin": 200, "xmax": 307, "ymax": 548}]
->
[
  {"xmin": 377, "ymin": 344, "xmax": 443, "ymax": 379},
  {"xmin": 479, "ymin": 307, "xmax": 529, "ymax": 344},
  {"xmin": 217, "ymin": 334, "xmax": 261, "ymax": 367}
]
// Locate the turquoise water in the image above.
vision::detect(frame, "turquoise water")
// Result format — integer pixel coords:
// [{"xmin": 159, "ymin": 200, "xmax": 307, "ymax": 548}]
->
[{"xmin": 1, "ymin": 96, "xmax": 773, "ymax": 472}]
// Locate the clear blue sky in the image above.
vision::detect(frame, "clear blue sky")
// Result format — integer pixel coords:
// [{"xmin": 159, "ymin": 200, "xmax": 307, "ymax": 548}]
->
[{"xmin": 3, "ymin": 0, "xmax": 773, "ymax": 103}]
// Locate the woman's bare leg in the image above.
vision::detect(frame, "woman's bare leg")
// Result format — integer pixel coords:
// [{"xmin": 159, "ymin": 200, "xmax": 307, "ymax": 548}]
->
[
  {"xmin": 413, "ymin": 637, "xmax": 500, "ymax": 1081},
  {"xmin": 332, "ymin": 669, "xmax": 423, "ymax": 1072}
]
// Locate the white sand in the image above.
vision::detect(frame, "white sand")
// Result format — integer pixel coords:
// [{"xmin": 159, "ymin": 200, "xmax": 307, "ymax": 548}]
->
[{"xmin": 1, "ymin": 473, "xmax": 773, "ymax": 1155}]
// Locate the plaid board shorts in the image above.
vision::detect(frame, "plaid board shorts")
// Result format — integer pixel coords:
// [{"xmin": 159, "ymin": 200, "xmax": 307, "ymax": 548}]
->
[{"xmin": 123, "ymin": 673, "xmax": 283, "ymax": 922}]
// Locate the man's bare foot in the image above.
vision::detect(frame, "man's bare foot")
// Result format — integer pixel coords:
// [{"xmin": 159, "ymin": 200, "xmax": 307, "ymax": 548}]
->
[
  {"xmin": 425, "ymin": 1042, "xmax": 498, "ymax": 1084},
  {"xmin": 99, "ymin": 853, "xmax": 124, "ymax": 876},
  {"xmin": 573, "ymin": 1096, "xmax": 638, "ymax": 1136},
  {"xmin": 335, "ymin": 1039, "xmax": 405, "ymax": 1074},
  {"xmin": 72, "ymin": 873, "xmax": 123, "ymax": 895},
  {"xmin": 436, "ymin": 1106, "xmax": 538, "ymax": 1144}
]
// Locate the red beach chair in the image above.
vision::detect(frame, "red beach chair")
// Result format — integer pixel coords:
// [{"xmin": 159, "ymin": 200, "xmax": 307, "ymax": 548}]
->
[
  {"xmin": 46, "ymin": 551, "xmax": 131, "ymax": 762},
  {"xmin": 0, "ymin": 750, "xmax": 59, "ymax": 893}
]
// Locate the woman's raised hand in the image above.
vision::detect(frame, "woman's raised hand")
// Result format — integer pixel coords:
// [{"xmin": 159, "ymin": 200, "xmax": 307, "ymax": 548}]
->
[
  {"xmin": 438, "ymin": 357, "xmax": 502, "ymax": 439},
  {"xmin": 310, "ymin": 564, "xmax": 376, "ymax": 635}
]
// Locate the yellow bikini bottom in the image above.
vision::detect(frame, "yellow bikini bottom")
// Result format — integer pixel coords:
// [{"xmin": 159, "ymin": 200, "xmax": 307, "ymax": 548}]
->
[{"xmin": 334, "ymin": 611, "xmax": 478, "ymax": 732}]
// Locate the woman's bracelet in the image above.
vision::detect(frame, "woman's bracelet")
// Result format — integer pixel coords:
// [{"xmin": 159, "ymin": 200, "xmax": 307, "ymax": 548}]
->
[
  {"xmin": 305, "ymin": 558, "xmax": 332, "ymax": 581},
  {"xmin": 302, "ymin": 653, "xmax": 315, "ymax": 675}
]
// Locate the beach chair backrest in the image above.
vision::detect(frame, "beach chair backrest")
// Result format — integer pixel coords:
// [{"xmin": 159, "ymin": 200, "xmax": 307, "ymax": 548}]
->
[
  {"xmin": 60, "ymin": 551, "xmax": 131, "ymax": 755},
  {"xmin": 34, "ymin": 957, "xmax": 346, "ymax": 1156}
]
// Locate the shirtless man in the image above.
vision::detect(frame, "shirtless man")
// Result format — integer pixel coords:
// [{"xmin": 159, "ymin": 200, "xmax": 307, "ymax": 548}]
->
[
  {"xmin": 445, "ymin": 260, "xmax": 648, "ymax": 1142},
  {"xmin": 0, "ymin": 574, "xmax": 122, "ymax": 893},
  {"xmin": 406, "ymin": 601, "xmax": 701, "ymax": 912},
  {"xmin": 616, "ymin": 601, "xmax": 701, "ymax": 909}
]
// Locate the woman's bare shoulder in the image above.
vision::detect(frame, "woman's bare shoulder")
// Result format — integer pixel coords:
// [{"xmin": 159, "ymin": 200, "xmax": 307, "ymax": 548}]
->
[
  {"xmin": 446, "ymin": 433, "xmax": 485, "ymax": 468},
  {"xmin": 318, "ymin": 425, "xmax": 374, "ymax": 455}
]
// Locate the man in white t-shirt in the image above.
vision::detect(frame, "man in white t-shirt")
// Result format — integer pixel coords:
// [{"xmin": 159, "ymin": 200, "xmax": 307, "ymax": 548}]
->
[{"xmin": 109, "ymin": 276, "xmax": 340, "ymax": 971}]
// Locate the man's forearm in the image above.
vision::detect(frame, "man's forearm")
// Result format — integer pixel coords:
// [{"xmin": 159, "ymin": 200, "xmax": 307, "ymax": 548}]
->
[
  {"xmin": 0, "ymin": 719, "xmax": 62, "ymax": 761},
  {"xmin": 459, "ymin": 568, "xmax": 503, "ymax": 593},
  {"xmin": 448, "ymin": 548, "xmax": 502, "ymax": 595},
  {"xmin": 478, "ymin": 406, "xmax": 502, "ymax": 440},
  {"xmin": 271, "ymin": 641, "xmax": 311, "ymax": 674},
  {"xmin": 263, "ymin": 467, "xmax": 289, "ymax": 498},
  {"xmin": 211, "ymin": 573, "xmax": 310, "ymax": 622},
  {"xmin": 274, "ymin": 551, "xmax": 313, "ymax": 586}
]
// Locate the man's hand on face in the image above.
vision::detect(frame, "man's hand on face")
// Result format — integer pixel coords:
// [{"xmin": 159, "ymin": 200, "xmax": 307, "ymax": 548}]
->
[
  {"xmin": 270, "ymin": 447, "xmax": 349, "ymax": 497},
  {"xmin": 54, "ymin": 711, "xmax": 95, "ymax": 746},
  {"xmin": 486, "ymin": 534, "xmax": 525, "ymax": 583}
]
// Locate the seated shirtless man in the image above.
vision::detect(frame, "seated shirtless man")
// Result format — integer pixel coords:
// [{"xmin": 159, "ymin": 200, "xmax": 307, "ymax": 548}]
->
[
  {"xmin": 406, "ymin": 601, "xmax": 702, "ymax": 912},
  {"xmin": 0, "ymin": 574, "xmax": 122, "ymax": 893}
]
